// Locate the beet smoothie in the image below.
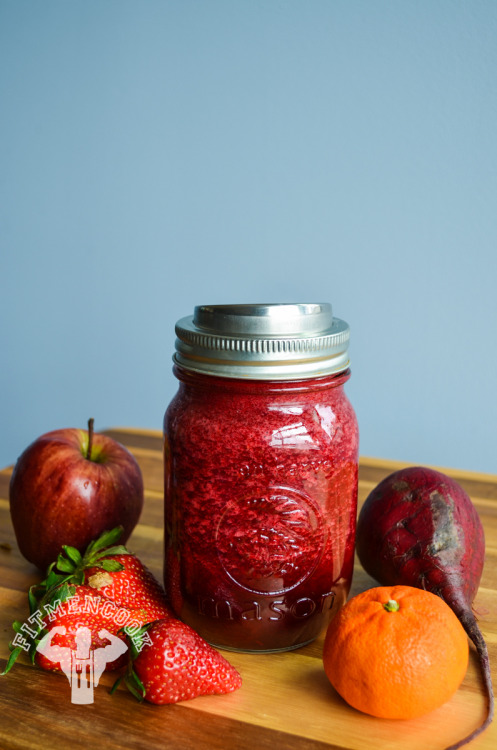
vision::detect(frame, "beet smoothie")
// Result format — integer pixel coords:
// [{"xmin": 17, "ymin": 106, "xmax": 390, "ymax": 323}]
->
[{"xmin": 164, "ymin": 304, "xmax": 359, "ymax": 652}]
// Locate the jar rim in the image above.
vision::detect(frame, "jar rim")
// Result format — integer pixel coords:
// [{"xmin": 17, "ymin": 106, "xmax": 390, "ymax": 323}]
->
[{"xmin": 173, "ymin": 364, "xmax": 351, "ymax": 391}]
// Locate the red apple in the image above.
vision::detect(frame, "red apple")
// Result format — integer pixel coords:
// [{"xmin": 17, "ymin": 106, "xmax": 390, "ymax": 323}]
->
[{"xmin": 9, "ymin": 419, "xmax": 144, "ymax": 571}]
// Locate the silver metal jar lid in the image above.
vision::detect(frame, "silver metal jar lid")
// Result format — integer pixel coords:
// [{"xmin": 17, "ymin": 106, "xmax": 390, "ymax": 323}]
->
[{"xmin": 173, "ymin": 303, "xmax": 350, "ymax": 380}]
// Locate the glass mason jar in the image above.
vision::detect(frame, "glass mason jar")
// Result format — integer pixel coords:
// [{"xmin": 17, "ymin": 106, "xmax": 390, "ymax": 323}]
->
[{"xmin": 163, "ymin": 303, "xmax": 359, "ymax": 652}]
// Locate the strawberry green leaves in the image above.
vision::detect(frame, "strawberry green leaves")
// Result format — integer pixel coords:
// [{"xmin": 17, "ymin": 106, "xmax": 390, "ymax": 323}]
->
[
  {"xmin": 111, "ymin": 624, "xmax": 151, "ymax": 702},
  {"xmin": 1, "ymin": 622, "xmax": 26, "ymax": 676},
  {"xmin": 52, "ymin": 526, "xmax": 130, "ymax": 582}
]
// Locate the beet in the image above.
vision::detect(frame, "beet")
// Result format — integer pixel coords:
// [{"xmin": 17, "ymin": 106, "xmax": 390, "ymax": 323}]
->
[{"xmin": 356, "ymin": 466, "xmax": 493, "ymax": 749}]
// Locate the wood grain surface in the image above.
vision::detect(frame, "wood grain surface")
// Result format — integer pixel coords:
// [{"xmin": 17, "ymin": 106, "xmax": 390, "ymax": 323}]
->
[{"xmin": 0, "ymin": 428, "xmax": 495, "ymax": 750}]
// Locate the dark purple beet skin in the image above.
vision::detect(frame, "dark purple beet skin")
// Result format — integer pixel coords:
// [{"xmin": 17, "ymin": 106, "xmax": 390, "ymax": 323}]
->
[{"xmin": 356, "ymin": 466, "xmax": 493, "ymax": 749}]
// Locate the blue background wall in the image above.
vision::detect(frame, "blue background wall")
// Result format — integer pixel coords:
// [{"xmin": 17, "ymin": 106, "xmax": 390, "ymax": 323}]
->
[{"xmin": 1, "ymin": 0, "xmax": 496, "ymax": 474}]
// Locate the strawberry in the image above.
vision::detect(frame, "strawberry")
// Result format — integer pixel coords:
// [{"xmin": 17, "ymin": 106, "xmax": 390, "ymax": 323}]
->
[
  {"xmin": 85, "ymin": 554, "xmax": 172, "ymax": 623},
  {"xmin": 37, "ymin": 525, "xmax": 172, "ymax": 622},
  {"xmin": 48, "ymin": 525, "xmax": 172, "ymax": 622},
  {"xmin": 34, "ymin": 585, "xmax": 130, "ymax": 674},
  {"xmin": 114, "ymin": 619, "xmax": 242, "ymax": 704}
]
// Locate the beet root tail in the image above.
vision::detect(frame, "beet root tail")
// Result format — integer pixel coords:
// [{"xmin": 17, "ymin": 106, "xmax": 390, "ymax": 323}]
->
[{"xmin": 444, "ymin": 609, "xmax": 494, "ymax": 750}]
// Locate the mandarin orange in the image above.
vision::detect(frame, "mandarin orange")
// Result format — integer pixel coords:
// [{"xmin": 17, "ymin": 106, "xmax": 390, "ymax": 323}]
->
[{"xmin": 323, "ymin": 585, "xmax": 469, "ymax": 719}]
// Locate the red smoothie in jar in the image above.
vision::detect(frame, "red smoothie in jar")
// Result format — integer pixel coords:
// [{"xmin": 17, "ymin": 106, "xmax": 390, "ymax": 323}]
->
[{"xmin": 163, "ymin": 304, "xmax": 359, "ymax": 652}]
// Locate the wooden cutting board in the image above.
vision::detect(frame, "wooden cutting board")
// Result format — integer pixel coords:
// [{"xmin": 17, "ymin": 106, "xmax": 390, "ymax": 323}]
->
[{"xmin": 0, "ymin": 428, "xmax": 495, "ymax": 750}]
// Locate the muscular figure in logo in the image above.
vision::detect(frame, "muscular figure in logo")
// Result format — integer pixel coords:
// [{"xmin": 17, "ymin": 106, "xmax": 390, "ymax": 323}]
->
[{"xmin": 36, "ymin": 626, "xmax": 128, "ymax": 703}]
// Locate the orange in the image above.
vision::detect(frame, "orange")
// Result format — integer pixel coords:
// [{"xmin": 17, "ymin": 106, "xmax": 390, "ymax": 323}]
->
[{"xmin": 322, "ymin": 585, "xmax": 469, "ymax": 719}]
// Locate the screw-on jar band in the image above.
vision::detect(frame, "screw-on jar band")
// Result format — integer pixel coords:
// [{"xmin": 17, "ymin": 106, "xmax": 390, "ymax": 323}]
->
[{"xmin": 173, "ymin": 303, "xmax": 350, "ymax": 380}]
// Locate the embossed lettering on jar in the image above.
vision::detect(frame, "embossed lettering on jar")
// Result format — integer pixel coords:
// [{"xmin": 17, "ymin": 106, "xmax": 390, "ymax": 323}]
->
[{"xmin": 163, "ymin": 303, "xmax": 359, "ymax": 652}]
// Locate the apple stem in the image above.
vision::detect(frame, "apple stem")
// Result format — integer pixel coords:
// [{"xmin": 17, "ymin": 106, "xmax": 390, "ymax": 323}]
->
[{"xmin": 86, "ymin": 418, "xmax": 94, "ymax": 461}]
